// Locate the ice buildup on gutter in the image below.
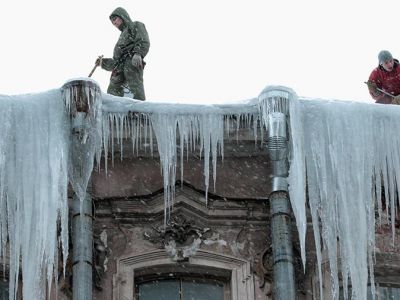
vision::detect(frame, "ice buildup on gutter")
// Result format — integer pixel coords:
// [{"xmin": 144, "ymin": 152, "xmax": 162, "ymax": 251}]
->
[
  {"xmin": 62, "ymin": 79, "xmax": 103, "ymax": 202},
  {"xmin": 101, "ymin": 94, "xmax": 259, "ymax": 224},
  {"xmin": 0, "ymin": 90, "xmax": 70, "ymax": 300},
  {"xmin": 289, "ymin": 98, "xmax": 400, "ymax": 299},
  {"xmin": 0, "ymin": 78, "xmax": 399, "ymax": 300}
]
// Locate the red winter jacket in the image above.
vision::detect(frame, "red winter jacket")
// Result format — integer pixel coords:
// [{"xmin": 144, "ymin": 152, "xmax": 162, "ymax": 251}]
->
[{"xmin": 368, "ymin": 59, "xmax": 400, "ymax": 104}]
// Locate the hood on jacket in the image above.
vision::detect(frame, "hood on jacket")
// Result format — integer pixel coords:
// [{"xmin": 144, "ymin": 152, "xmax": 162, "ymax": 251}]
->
[{"xmin": 110, "ymin": 7, "xmax": 133, "ymax": 31}]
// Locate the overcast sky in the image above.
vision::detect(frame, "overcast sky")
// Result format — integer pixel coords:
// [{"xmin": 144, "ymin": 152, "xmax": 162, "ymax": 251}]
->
[{"xmin": 1, "ymin": 0, "xmax": 398, "ymax": 103}]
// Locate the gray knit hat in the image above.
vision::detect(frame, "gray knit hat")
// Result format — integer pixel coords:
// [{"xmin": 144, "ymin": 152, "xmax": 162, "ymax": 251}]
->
[{"xmin": 378, "ymin": 50, "xmax": 393, "ymax": 64}]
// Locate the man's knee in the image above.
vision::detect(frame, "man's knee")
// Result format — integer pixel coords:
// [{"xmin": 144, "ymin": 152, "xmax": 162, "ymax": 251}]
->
[
  {"xmin": 123, "ymin": 78, "xmax": 144, "ymax": 100},
  {"xmin": 124, "ymin": 68, "xmax": 145, "ymax": 100},
  {"xmin": 130, "ymin": 84, "xmax": 145, "ymax": 100},
  {"xmin": 107, "ymin": 82, "xmax": 124, "ymax": 97}
]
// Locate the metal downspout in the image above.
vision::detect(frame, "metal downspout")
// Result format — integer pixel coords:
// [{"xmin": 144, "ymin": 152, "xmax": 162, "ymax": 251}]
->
[
  {"xmin": 267, "ymin": 108, "xmax": 296, "ymax": 299},
  {"xmin": 72, "ymin": 193, "xmax": 93, "ymax": 300}
]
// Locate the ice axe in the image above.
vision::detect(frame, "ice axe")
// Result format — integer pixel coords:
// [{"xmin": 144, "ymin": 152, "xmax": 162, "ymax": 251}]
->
[
  {"xmin": 364, "ymin": 81, "xmax": 395, "ymax": 98},
  {"xmin": 88, "ymin": 55, "xmax": 104, "ymax": 77}
]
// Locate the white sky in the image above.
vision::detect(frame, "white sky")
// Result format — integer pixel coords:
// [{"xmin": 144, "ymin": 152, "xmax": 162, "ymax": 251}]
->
[{"xmin": 1, "ymin": 0, "xmax": 398, "ymax": 104}]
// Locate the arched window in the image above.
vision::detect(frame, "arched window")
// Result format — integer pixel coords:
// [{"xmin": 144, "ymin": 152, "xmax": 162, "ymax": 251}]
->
[{"xmin": 113, "ymin": 249, "xmax": 254, "ymax": 300}]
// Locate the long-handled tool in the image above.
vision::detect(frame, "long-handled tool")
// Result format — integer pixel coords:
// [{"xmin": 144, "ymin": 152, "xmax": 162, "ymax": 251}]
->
[
  {"xmin": 88, "ymin": 55, "xmax": 104, "ymax": 77},
  {"xmin": 364, "ymin": 81, "xmax": 395, "ymax": 98}
]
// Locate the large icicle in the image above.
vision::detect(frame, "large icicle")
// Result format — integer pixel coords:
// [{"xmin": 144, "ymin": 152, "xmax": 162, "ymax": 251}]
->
[
  {"xmin": 0, "ymin": 90, "xmax": 69, "ymax": 300},
  {"xmin": 149, "ymin": 112, "xmax": 225, "ymax": 221},
  {"xmin": 150, "ymin": 113, "xmax": 179, "ymax": 222},
  {"xmin": 288, "ymin": 99, "xmax": 400, "ymax": 299},
  {"xmin": 62, "ymin": 80, "xmax": 103, "ymax": 202}
]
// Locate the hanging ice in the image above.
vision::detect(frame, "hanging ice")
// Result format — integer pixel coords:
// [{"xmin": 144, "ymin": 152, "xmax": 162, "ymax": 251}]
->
[
  {"xmin": 101, "ymin": 97, "xmax": 256, "ymax": 224},
  {"xmin": 62, "ymin": 79, "xmax": 103, "ymax": 202},
  {"xmin": 1, "ymin": 78, "xmax": 399, "ymax": 300},
  {"xmin": 0, "ymin": 90, "xmax": 70, "ymax": 300},
  {"xmin": 288, "ymin": 98, "xmax": 400, "ymax": 299},
  {"xmin": 258, "ymin": 86, "xmax": 308, "ymax": 272}
]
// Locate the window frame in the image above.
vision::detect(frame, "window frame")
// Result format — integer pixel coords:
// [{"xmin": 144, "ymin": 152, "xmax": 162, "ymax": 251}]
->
[
  {"xmin": 135, "ymin": 274, "xmax": 228, "ymax": 300},
  {"xmin": 112, "ymin": 249, "xmax": 254, "ymax": 300}
]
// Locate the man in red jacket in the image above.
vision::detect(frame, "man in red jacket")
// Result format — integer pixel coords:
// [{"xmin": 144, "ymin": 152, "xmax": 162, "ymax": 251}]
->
[{"xmin": 367, "ymin": 50, "xmax": 400, "ymax": 104}]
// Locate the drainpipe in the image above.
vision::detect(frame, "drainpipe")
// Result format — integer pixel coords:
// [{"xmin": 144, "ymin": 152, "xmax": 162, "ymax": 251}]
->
[
  {"xmin": 266, "ymin": 104, "xmax": 296, "ymax": 299},
  {"xmin": 72, "ymin": 193, "xmax": 93, "ymax": 300},
  {"xmin": 62, "ymin": 79, "xmax": 101, "ymax": 300}
]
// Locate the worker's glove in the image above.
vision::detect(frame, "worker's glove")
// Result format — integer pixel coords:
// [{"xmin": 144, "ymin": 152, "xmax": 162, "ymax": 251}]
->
[
  {"xmin": 95, "ymin": 56, "xmax": 103, "ymax": 66},
  {"xmin": 366, "ymin": 81, "xmax": 381, "ymax": 97},
  {"xmin": 392, "ymin": 95, "xmax": 400, "ymax": 105},
  {"xmin": 131, "ymin": 53, "xmax": 143, "ymax": 69}
]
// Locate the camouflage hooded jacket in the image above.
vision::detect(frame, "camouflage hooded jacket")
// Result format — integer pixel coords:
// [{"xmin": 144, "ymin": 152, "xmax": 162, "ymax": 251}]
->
[{"xmin": 102, "ymin": 7, "xmax": 150, "ymax": 71}]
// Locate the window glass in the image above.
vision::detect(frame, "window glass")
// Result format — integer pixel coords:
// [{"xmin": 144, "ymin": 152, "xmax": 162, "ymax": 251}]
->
[
  {"xmin": 138, "ymin": 279, "xmax": 224, "ymax": 300},
  {"xmin": 182, "ymin": 281, "xmax": 224, "ymax": 300},
  {"xmin": 138, "ymin": 280, "xmax": 180, "ymax": 300}
]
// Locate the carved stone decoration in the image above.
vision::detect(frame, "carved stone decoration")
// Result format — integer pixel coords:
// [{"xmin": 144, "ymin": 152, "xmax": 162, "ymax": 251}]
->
[
  {"xmin": 59, "ymin": 251, "xmax": 73, "ymax": 298},
  {"xmin": 292, "ymin": 244, "xmax": 308, "ymax": 295},
  {"xmin": 143, "ymin": 214, "xmax": 216, "ymax": 261},
  {"xmin": 59, "ymin": 230, "xmax": 109, "ymax": 297},
  {"xmin": 93, "ymin": 231, "xmax": 109, "ymax": 291},
  {"xmin": 236, "ymin": 226, "xmax": 252, "ymax": 257},
  {"xmin": 255, "ymin": 243, "xmax": 308, "ymax": 296},
  {"xmin": 255, "ymin": 246, "xmax": 273, "ymax": 296}
]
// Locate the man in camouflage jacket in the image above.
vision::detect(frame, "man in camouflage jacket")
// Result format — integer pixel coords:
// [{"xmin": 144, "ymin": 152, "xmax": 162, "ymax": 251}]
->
[{"xmin": 99, "ymin": 7, "xmax": 150, "ymax": 100}]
